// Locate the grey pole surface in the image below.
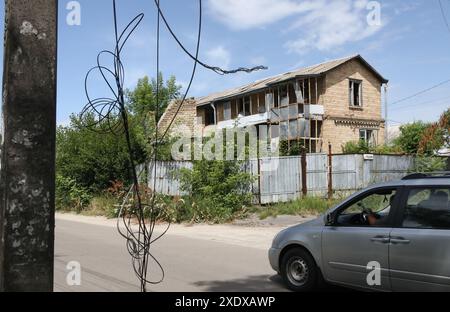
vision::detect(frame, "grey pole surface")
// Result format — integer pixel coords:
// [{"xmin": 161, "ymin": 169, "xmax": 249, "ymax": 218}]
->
[{"xmin": 0, "ymin": 0, "xmax": 58, "ymax": 292}]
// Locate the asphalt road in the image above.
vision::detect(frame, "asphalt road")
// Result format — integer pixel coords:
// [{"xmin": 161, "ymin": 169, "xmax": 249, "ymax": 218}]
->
[{"xmin": 54, "ymin": 218, "xmax": 288, "ymax": 292}]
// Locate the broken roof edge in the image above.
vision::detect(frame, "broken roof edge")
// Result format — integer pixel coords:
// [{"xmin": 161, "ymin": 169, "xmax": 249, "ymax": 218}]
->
[{"xmin": 195, "ymin": 54, "xmax": 389, "ymax": 107}]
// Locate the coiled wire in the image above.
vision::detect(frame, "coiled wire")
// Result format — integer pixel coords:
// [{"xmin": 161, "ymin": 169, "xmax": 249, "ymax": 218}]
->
[{"xmin": 81, "ymin": 0, "xmax": 267, "ymax": 292}]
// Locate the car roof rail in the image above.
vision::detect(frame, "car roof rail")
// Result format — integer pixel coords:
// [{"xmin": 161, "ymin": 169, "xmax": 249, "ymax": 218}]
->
[{"xmin": 402, "ymin": 172, "xmax": 450, "ymax": 180}]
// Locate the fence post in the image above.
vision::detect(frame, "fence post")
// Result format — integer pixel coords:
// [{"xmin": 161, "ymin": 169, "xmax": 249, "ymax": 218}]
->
[
  {"xmin": 301, "ymin": 147, "xmax": 307, "ymax": 197},
  {"xmin": 328, "ymin": 143, "xmax": 333, "ymax": 199},
  {"xmin": 257, "ymin": 158, "xmax": 262, "ymax": 205}
]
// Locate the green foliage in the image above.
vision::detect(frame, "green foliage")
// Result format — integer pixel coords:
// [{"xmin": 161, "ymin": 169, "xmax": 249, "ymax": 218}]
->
[
  {"xmin": 394, "ymin": 121, "xmax": 430, "ymax": 154},
  {"xmin": 413, "ymin": 156, "xmax": 447, "ymax": 173},
  {"xmin": 56, "ymin": 175, "xmax": 92, "ymax": 213},
  {"xmin": 342, "ymin": 140, "xmax": 372, "ymax": 154},
  {"xmin": 178, "ymin": 160, "xmax": 254, "ymax": 223},
  {"xmin": 279, "ymin": 141, "xmax": 304, "ymax": 156},
  {"xmin": 342, "ymin": 140, "xmax": 404, "ymax": 155},
  {"xmin": 126, "ymin": 74, "xmax": 181, "ymax": 122},
  {"xmin": 126, "ymin": 74, "xmax": 181, "ymax": 161},
  {"xmin": 84, "ymin": 194, "xmax": 120, "ymax": 219},
  {"xmin": 258, "ymin": 197, "xmax": 340, "ymax": 220},
  {"xmin": 373, "ymin": 144, "xmax": 404, "ymax": 155},
  {"xmin": 419, "ymin": 108, "xmax": 450, "ymax": 155},
  {"xmin": 56, "ymin": 114, "xmax": 146, "ymax": 193}
]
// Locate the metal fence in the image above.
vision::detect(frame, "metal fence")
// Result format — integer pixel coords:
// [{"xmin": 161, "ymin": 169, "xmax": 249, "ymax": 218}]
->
[{"xmin": 147, "ymin": 154, "xmax": 417, "ymax": 204}]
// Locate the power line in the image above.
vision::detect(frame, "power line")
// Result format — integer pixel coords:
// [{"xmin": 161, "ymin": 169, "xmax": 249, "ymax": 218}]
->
[
  {"xmin": 439, "ymin": 0, "xmax": 450, "ymax": 34},
  {"xmin": 390, "ymin": 94, "xmax": 450, "ymax": 111},
  {"xmin": 390, "ymin": 78, "xmax": 450, "ymax": 105}
]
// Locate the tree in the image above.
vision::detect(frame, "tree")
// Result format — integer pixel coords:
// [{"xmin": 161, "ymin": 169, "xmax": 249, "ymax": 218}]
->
[
  {"xmin": 394, "ymin": 121, "xmax": 430, "ymax": 154},
  {"xmin": 126, "ymin": 73, "xmax": 181, "ymax": 121},
  {"xmin": 56, "ymin": 114, "xmax": 146, "ymax": 193},
  {"xmin": 126, "ymin": 74, "xmax": 181, "ymax": 160},
  {"xmin": 419, "ymin": 108, "xmax": 450, "ymax": 155}
]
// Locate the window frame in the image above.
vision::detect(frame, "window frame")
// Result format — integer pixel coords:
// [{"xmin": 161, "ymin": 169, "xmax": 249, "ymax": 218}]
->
[
  {"xmin": 394, "ymin": 185, "xmax": 450, "ymax": 231},
  {"xmin": 359, "ymin": 129, "xmax": 375, "ymax": 145},
  {"xmin": 329, "ymin": 186, "xmax": 401, "ymax": 228},
  {"xmin": 349, "ymin": 79, "xmax": 363, "ymax": 108}
]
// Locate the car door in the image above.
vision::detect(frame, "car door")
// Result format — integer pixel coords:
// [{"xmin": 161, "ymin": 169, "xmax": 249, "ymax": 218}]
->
[
  {"xmin": 322, "ymin": 187, "xmax": 399, "ymax": 291},
  {"xmin": 390, "ymin": 186, "xmax": 450, "ymax": 292}
]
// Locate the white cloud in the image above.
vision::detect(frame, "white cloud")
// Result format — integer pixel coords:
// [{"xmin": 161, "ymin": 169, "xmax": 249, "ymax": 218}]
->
[
  {"xmin": 207, "ymin": 0, "xmax": 319, "ymax": 30},
  {"xmin": 205, "ymin": 46, "xmax": 231, "ymax": 69},
  {"xmin": 207, "ymin": 0, "xmax": 387, "ymax": 54}
]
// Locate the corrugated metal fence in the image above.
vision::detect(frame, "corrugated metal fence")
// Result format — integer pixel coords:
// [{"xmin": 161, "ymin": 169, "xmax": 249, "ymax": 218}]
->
[{"xmin": 148, "ymin": 154, "xmax": 416, "ymax": 204}]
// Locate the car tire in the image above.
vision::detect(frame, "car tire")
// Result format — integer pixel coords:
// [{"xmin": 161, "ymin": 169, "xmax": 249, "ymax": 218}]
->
[{"xmin": 280, "ymin": 248, "xmax": 318, "ymax": 292}]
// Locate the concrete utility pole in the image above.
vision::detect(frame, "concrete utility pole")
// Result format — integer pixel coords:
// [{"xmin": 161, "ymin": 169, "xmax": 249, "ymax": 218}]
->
[{"xmin": 0, "ymin": 0, "xmax": 58, "ymax": 292}]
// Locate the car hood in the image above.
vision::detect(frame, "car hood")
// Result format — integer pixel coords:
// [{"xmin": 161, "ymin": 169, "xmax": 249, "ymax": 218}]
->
[{"xmin": 281, "ymin": 216, "xmax": 324, "ymax": 236}]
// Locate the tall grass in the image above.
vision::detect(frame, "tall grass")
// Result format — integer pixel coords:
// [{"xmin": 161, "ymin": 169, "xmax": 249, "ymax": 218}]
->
[{"xmin": 258, "ymin": 197, "xmax": 341, "ymax": 220}]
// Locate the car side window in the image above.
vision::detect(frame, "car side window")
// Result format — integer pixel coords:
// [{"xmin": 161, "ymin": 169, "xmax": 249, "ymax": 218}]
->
[
  {"xmin": 336, "ymin": 188, "xmax": 397, "ymax": 227},
  {"xmin": 402, "ymin": 187, "xmax": 450, "ymax": 229}
]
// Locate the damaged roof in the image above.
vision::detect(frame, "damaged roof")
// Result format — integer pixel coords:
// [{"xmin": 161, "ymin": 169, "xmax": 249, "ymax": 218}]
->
[{"xmin": 196, "ymin": 54, "xmax": 388, "ymax": 106}]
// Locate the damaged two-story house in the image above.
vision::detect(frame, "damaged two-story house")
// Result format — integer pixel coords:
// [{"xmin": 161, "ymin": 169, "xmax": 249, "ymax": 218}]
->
[{"xmin": 159, "ymin": 54, "xmax": 389, "ymax": 154}]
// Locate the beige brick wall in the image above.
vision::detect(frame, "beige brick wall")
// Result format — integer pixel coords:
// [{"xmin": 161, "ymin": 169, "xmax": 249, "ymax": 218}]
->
[
  {"xmin": 322, "ymin": 59, "xmax": 385, "ymax": 153},
  {"xmin": 323, "ymin": 120, "xmax": 385, "ymax": 154},
  {"xmin": 158, "ymin": 98, "xmax": 197, "ymax": 137}
]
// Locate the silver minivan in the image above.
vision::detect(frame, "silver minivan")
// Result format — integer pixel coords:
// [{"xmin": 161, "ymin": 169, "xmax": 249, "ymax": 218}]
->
[{"xmin": 269, "ymin": 173, "xmax": 450, "ymax": 292}]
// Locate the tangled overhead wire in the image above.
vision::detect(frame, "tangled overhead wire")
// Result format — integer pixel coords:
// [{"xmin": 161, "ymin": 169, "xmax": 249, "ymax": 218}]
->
[{"xmin": 81, "ymin": 0, "xmax": 267, "ymax": 292}]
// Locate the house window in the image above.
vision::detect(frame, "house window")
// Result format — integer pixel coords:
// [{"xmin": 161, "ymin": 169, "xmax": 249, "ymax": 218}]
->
[
  {"xmin": 360, "ymin": 129, "xmax": 375, "ymax": 145},
  {"xmin": 223, "ymin": 101, "xmax": 231, "ymax": 120},
  {"xmin": 349, "ymin": 79, "xmax": 363, "ymax": 107},
  {"xmin": 204, "ymin": 105, "xmax": 215, "ymax": 126},
  {"xmin": 243, "ymin": 96, "xmax": 251, "ymax": 116},
  {"xmin": 237, "ymin": 97, "xmax": 252, "ymax": 116},
  {"xmin": 279, "ymin": 85, "xmax": 289, "ymax": 106}
]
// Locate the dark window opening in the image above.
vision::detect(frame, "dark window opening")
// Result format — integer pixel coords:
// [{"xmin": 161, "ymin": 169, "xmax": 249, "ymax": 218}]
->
[
  {"xmin": 204, "ymin": 105, "xmax": 215, "ymax": 126},
  {"xmin": 349, "ymin": 80, "xmax": 362, "ymax": 107}
]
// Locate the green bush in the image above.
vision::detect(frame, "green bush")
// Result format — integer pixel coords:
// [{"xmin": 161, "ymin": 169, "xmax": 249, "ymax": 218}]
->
[
  {"xmin": 413, "ymin": 156, "xmax": 447, "ymax": 173},
  {"xmin": 342, "ymin": 140, "xmax": 372, "ymax": 154},
  {"xmin": 56, "ymin": 175, "xmax": 92, "ymax": 213},
  {"xmin": 177, "ymin": 160, "xmax": 254, "ymax": 223},
  {"xmin": 342, "ymin": 140, "xmax": 404, "ymax": 155}
]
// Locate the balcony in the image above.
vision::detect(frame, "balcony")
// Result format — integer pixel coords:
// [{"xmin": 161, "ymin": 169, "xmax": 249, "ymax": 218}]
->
[{"xmin": 217, "ymin": 112, "xmax": 269, "ymax": 130}]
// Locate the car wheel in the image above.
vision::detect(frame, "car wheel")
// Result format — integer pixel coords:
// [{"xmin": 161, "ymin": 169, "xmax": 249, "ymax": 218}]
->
[{"xmin": 281, "ymin": 248, "xmax": 318, "ymax": 292}]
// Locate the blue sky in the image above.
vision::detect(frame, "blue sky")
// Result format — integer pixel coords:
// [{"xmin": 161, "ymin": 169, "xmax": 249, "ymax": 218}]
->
[{"xmin": 0, "ymin": 0, "xmax": 449, "ymax": 126}]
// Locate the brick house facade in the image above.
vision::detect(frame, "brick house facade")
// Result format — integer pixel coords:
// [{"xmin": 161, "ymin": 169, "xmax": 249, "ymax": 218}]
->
[{"xmin": 159, "ymin": 55, "xmax": 388, "ymax": 154}]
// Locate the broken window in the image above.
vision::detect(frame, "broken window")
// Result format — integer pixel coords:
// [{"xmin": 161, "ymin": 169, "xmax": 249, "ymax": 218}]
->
[
  {"xmin": 288, "ymin": 82, "xmax": 297, "ymax": 104},
  {"xmin": 216, "ymin": 102, "xmax": 224, "ymax": 122},
  {"xmin": 251, "ymin": 94, "xmax": 258, "ymax": 115},
  {"xmin": 231, "ymin": 99, "xmax": 237, "ymax": 119},
  {"xmin": 279, "ymin": 85, "xmax": 288, "ymax": 106},
  {"xmin": 266, "ymin": 92, "xmax": 274, "ymax": 110},
  {"xmin": 204, "ymin": 105, "xmax": 215, "ymax": 126},
  {"xmin": 258, "ymin": 92, "xmax": 266, "ymax": 113},
  {"xmin": 243, "ymin": 96, "xmax": 251, "ymax": 116},
  {"xmin": 238, "ymin": 96, "xmax": 251, "ymax": 116},
  {"xmin": 295, "ymin": 80, "xmax": 304, "ymax": 104},
  {"xmin": 273, "ymin": 88, "xmax": 279, "ymax": 108},
  {"xmin": 223, "ymin": 101, "xmax": 231, "ymax": 120},
  {"xmin": 349, "ymin": 79, "xmax": 363, "ymax": 107}
]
